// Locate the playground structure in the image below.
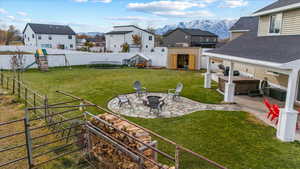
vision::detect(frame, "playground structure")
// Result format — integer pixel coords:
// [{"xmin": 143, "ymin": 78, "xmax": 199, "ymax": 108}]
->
[{"xmin": 24, "ymin": 49, "xmax": 71, "ymax": 71}]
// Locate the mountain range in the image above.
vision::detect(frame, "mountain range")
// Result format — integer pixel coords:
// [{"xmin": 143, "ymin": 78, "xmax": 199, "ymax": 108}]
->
[{"xmin": 155, "ymin": 19, "xmax": 237, "ymax": 39}]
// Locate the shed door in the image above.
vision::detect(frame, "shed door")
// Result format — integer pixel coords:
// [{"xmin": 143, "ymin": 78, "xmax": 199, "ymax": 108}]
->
[
  {"xmin": 188, "ymin": 54, "xmax": 196, "ymax": 70},
  {"xmin": 170, "ymin": 54, "xmax": 177, "ymax": 69}
]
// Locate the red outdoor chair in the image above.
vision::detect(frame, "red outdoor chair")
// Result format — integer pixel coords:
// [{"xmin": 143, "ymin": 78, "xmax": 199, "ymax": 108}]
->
[
  {"xmin": 271, "ymin": 104, "xmax": 280, "ymax": 125},
  {"xmin": 263, "ymin": 99, "xmax": 273, "ymax": 119}
]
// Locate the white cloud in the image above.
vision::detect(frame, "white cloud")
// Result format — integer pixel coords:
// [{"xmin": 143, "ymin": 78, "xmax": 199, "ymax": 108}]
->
[
  {"xmin": 154, "ymin": 10, "xmax": 214, "ymax": 18},
  {"xmin": 106, "ymin": 16, "xmax": 167, "ymax": 22},
  {"xmin": 221, "ymin": 0, "xmax": 248, "ymax": 8},
  {"xmin": 73, "ymin": 0, "xmax": 112, "ymax": 3},
  {"xmin": 0, "ymin": 8, "xmax": 7, "ymax": 14},
  {"xmin": 6, "ymin": 16, "xmax": 15, "ymax": 20},
  {"xmin": 17, "ymin": 11, "xmax": 28, "ymax": 17},
  {"xmin": 127, "ymin": 1, "xmax": 206, "ymax": 13}
]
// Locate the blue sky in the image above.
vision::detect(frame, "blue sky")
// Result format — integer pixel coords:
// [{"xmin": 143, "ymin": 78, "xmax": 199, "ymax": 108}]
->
[{"xmin": 0, "ymin": 0, "xmax": 276, "ymax": 32}]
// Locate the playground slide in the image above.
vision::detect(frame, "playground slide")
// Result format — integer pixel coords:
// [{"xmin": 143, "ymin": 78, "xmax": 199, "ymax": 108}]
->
[{"xmin": 24, "ymin": 61, "xmax": 37, "ymax": 70}]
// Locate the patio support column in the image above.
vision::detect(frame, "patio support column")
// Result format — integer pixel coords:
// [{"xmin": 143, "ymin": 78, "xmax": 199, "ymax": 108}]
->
[
  {"xmin": 204, "ymin": 56, "xmax": 212, "ymax": 88},
  {"xmin": 277, "ymin": 69, "xmax": 299, "ymax": 142},
  {"xmin": 224, "ymin": 61, "xmax": 235, "ymax": 103}
]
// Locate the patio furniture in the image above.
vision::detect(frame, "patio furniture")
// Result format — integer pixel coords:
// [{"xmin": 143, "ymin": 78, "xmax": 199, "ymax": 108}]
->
[
  {"xmin": 133, "ymin": 81, "xmax": 147, "ymax": 97},
  {"xmin": 117, "ymin": 95, "xmax": 131, "ymax": 107},
  {"xmin": 168, "ymin": 83, "xmax": 183, "ymax": 101},
  {"xmin": 147, "ymin": 96, "xmax": 162, "ymax": 113},
  {"xmin": 263, "ymin": 98, "xmax": 273, "ymax": 118},
  {"xmin": 271, "ymin": 104, "xmax": 280, "ymax": 125}
]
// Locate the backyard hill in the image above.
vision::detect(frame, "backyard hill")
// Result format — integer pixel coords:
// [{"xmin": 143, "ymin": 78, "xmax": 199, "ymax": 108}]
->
[{"xmin": 155, "ymin": 19, "xmax": 237, "ymax": 39}]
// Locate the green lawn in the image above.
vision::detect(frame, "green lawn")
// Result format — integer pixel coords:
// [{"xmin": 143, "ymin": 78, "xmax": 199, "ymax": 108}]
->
[{"xmin": 11, "ymin": 67, "xmax": 300, "ymax": 169}]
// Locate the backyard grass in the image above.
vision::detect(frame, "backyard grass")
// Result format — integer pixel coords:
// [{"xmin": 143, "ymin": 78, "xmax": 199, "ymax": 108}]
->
[{"xmin": 5, "ymin": 67, "xmax": 300, "ymax": 169}]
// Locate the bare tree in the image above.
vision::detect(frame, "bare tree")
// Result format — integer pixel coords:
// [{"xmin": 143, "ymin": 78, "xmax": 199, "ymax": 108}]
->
[
  {"xmin": 10, "ymin": 49, "xmax": 27, "ymax": 77},
  {"xmin": 5, "ymin": 25, "xmax": 19, "ymax": 45}
]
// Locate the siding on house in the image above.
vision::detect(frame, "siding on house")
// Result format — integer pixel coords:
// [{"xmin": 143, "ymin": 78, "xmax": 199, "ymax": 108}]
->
[
  {"xmin": 163, "ymin": 29, "xmax": 191, "ymax": 47},
  {"xmin": 258, "ymin": 8, "xmax": 300, "ymax": 36},
  {"xmin": 258, "ymin": 15, "xmax": 270, "ymax": 36},
  {"xmin": 282, "ymin": 9, "xmax": 300, "ymax": 35}
]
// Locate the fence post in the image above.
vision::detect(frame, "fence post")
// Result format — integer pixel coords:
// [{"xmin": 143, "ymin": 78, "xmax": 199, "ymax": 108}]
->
[
  {"xmin": 18, "ymin": 81, "xmax": 21, "ymax": 99},
  {"xmin": 24, "ymin": 110, "xmax": 33, "ymax": 169},
  {"xmin": 12, "ymin": 78, "xmax": 15, "ymax": 94},
  {"xmin": 25, "ymin": 88, "xmax": 28, "ymax": 107},
  {"xmin": 33, "ymin": 93, "xmax": 36, "ymax": 114},
  {"xmin": 175, "ymin": 146, "xmax": 180, "ymax": 169},
  {"xmin": 0, "ymin": 72, "xmax": 3, "ymax": 87},
  {"xmin": 6, "ymin": 77, "xmax": 9, "ymax": 89},
  {"xmin": 44, "ymin": 95, "xmax": 48, "ymax": 123}
]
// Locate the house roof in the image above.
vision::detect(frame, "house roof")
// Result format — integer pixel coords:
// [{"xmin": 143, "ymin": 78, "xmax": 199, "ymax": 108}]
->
[
  {"xmin": 23, "ymin": 23, "xmax": 76, "ymax": 35},
  {"xmin": 253, "ymin": 0, "xmax": 300, "ymax": 16},
  {"xmin": 164, "ymin": 28, "xmax": 218, "ymax": 37},
  {"xmin": 106, "ymin": 31, "xmax": 133, "ymax": 35},
  {"xmin": 206, "ymin": 30, "xmax": 300, "ymax": 64},
  {"xmin": 113, "ymin": 25, "xmax": 156, "ymax": 35},
  {"xmin": 230, "ymin": 16, "xmax": 259, "ymax": 31}
]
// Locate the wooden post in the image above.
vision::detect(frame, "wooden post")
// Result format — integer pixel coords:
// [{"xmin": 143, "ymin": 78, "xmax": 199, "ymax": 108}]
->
[
  {"xmin": 44, "ymin": 95, "xmax": 48, "ymax": 123},
  {"xmin": 25, "ymin": 88, "xmax": 28, "ymax": 107},
  {"xmin": 33, "ymin": 93, "xmax": 36, "ymax": 114},
  {"xmin": 12, "ymin": 78, "xmax": 15, "ymax": 94},
  {"xmin": 24, "ymin": 110, "xmax": 33, "ymax": 168},
  {"xmin": 175, "ymin": 146, "xmax": 180, "ymax": 169},
  {"xmin": 0, "ymin": 73, "xmax": 3, "ymax": 87},
  {"xmin": 18, "ymin": 81, "xmax": 21, "ymax": 99},
  {"xmin": 6, "ymin": 77, "xmax": 9, "ymax": 89}
]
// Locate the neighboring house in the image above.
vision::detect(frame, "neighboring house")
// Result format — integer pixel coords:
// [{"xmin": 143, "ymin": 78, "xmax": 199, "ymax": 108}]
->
[
  {"xmin": 23, "ymin": 23, "xmax": 76, "ymax": 49},
  {"xmin": 105, "ymin": 25, "xmax": 155, "ymax": 53},
  {"xmin": 162, "ymin": 28, "xmax": 218, "ymax": 48},
  {"xmin": 229, "ymin": 16, "xmax": 259, "ymax": 41},
  {"xmin": 204, "ymin": 0, "xmax": 300, "ymax": 142}
]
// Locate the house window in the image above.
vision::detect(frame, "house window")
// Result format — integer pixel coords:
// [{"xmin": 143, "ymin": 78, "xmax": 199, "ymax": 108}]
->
[
  {"xmin": 28, "ymin": 37, "xmax": 30, "ymax": 41},
  {"xmin": 48, "ymin": 36, "xmax": 52, "ymax": 40},
  {"xmin": 145, "ymin": 45, "xmax": 148, "ymax": 48},
  {"xmin": 24, "ymin": 34, "xmax": 26, "ymax": 38},
  {"xmin": 70, "ymin": 44, "xmax": 73, "ymax": 48},
  {"xmin": 185, "ymin": 35, "xmax": 188, "ymax": 39},
  {"xmin": 269, "ymin": 13, "xmax": 282, "ymax": 34},
  {"xmin": 38, "ymin": 36, "xmax": 41, "ymax": 40},
  {"xmin": 68, "ymin": 35, "xmax": 72, "ymax": 39},
  {"xmin": 149, "ymin": 36, "xmax": 152, "ymax": 41},
  {"xmin": 32, "ymin": 34, "xmax": 34, "ymax": 38}
]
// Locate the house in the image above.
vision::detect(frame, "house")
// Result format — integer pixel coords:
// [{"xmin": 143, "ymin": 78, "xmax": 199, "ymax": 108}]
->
[
  {"xmin": 105, "ymin": 25, "xmax": 155, "ymax": 53},
  {"xmin": 162, "ymin": 28, "xmax": 218, "ymax": 48},
  {"xmin": 203, "ymin": 0, "xmax": 300, "ymax": 142},
  {"xmin": 229, "ymin": 16, "xmax": 259, "ymax": 41},
  {"xmin": 23, "ymin": 23, "xmax": 76, "ymax": 49}
]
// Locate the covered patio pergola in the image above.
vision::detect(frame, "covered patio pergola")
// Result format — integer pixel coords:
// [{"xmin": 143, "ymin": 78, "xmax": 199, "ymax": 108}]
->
[{"xmin": 203, "ymin": 51, "xmax": 300, "ymax": 142}]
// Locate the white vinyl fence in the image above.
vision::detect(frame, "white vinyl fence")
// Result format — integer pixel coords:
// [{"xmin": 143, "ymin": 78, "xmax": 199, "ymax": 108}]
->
[{"xmin": 0, "ymin": 46, "xmax": 168, "ymax": 70}]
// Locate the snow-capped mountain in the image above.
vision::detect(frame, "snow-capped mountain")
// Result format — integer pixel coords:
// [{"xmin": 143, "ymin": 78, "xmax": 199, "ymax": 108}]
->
[{"xmin": 156, "ymin": 19, "xmax": 237, "ymax": 39}]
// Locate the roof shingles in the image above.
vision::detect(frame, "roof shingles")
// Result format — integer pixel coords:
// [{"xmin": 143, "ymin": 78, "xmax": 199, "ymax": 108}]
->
[{"xmin": 25, "ymin": 23, "xmax": 76, "ymax": 35}]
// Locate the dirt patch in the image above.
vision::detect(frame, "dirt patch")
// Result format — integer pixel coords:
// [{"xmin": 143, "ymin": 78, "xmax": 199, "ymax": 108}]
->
[{"xmin": 246, "ymin": 113, "xmax": 268, "ymax": 126}]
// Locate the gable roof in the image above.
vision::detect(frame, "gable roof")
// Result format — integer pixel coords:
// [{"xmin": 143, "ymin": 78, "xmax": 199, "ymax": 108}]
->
[
  {"xmin": 206, "ymin": 30, "xmax": 300, "ymax": 64},
  {"xmin": 253, "ymin": 0, "xmax": 300, "ymax": 16},
  {"xmin": 113, "ymin": 25, "xmax": 155, "ymax": 35},
  {"xmin": 23, "ymin": 23, "xmax": 76, "ymax": 35},
  {"xmin": 230, "ymin": 16, "xmax": 259, "ymax": 32},
  {"xmin": 106, "ymin": 31, "xmax": 133, "ymax": 35},
  {"xmin": 164, "ymin": 28, "xmax": 218, "ymax": 37}
]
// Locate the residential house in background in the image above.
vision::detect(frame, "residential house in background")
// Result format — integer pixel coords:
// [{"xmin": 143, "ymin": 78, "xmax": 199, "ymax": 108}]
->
[
  {"xmin": 229, "ymin": 16, "xmax": 259, "ymax": 41},
  {"xmin": 162, "ymin": 28, "xmax": 218, "ymax": 48},
  {"xmin": 23, "ymin": 23, "xmax": 76, "ymax": 49},
  {"xmin": 204, "ymin": 0, "xmax": 300, "ymax": 142},
  {"xmin": 105, "ymin": 25, "xmax": 155, "ymax": 53}
]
